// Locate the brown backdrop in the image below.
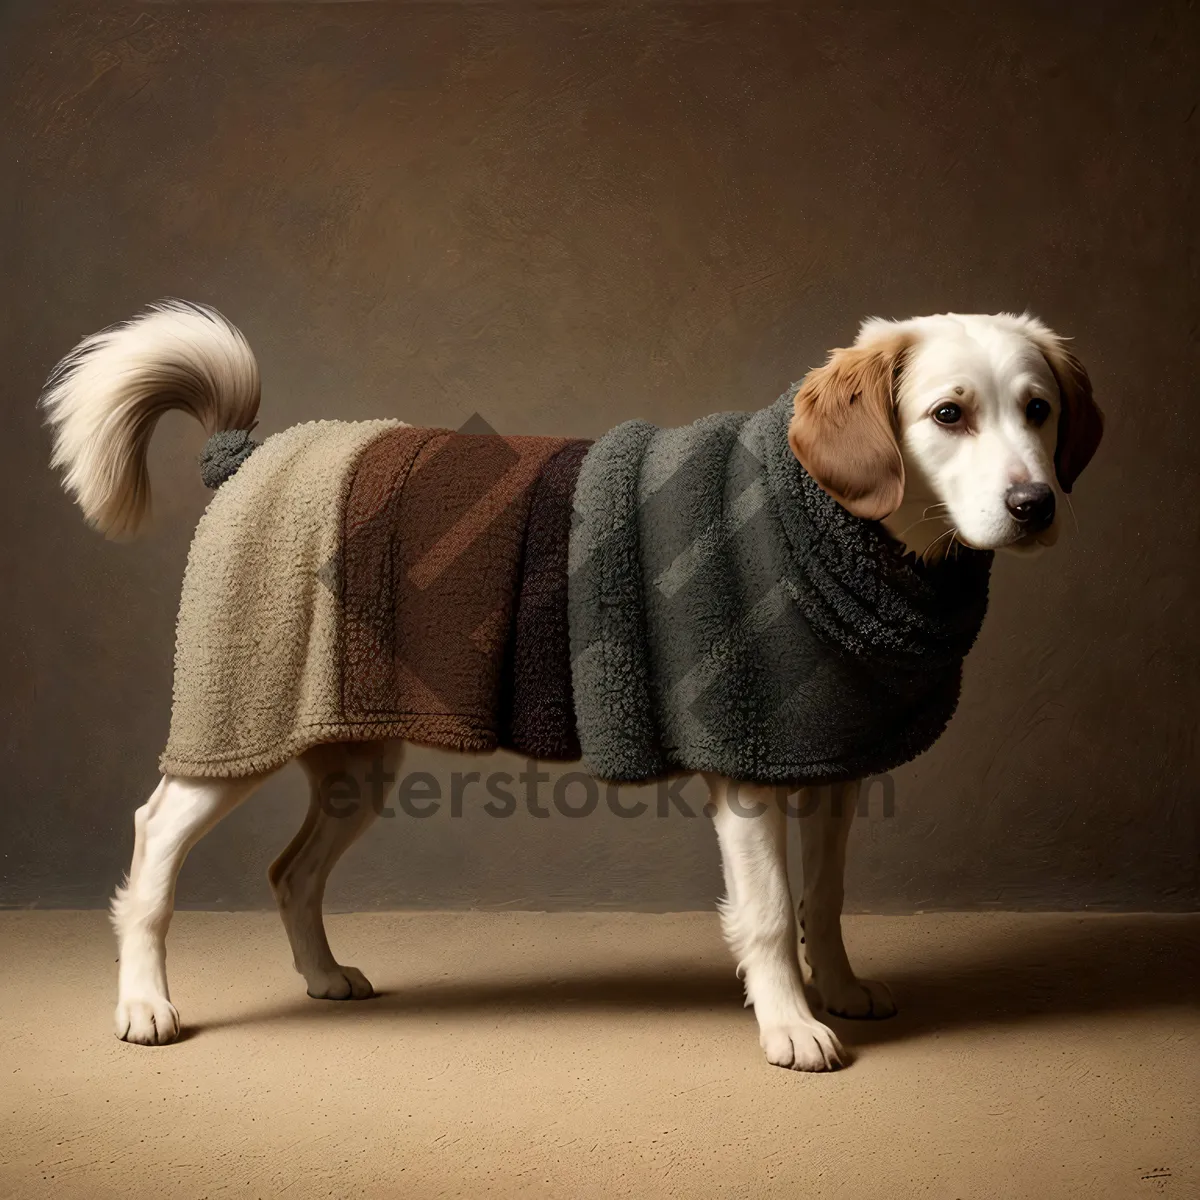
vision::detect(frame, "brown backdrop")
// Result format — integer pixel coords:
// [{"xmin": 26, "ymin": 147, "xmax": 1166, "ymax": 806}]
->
[{"xmin": 2, "ymin": 0, "xmax": 1197, "ymax": 911}]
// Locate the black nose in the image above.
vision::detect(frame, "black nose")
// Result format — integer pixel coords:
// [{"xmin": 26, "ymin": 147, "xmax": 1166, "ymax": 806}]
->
[{"xmin": 1005, "ymin": 482, "xmax": 1055, "ymax": 532}]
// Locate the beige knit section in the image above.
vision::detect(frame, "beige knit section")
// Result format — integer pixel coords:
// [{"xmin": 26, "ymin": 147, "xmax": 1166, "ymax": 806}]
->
[{"xmin": 160, "ymin": 418, "xmax": 402, "ymax": 778}]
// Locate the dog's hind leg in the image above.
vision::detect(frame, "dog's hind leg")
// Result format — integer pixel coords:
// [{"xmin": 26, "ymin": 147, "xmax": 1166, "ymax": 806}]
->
[
  {"xmin": 112, "ymin": 772, "xmax": 265, "ymax": 1045},
  {"xmin": 707, "ymin": 775, "xmax": 845, "ymax": 1072},
  {"xmin": 269, "ymin": 739, "xmax": 403, "ymax": 1001},
  {"xmin": 797, "ymin": 780, "xmax": 897, "ymax": 1019}
]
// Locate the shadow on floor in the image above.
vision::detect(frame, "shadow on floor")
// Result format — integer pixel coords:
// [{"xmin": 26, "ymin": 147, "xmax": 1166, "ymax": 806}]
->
[
  {"xmin": 839, "ymin": 914, "xmax": 1199, "ymax": 1049},
  {"xmin": 191, "ymin": 915, "xmax": 1200, "ymax": 1046}
]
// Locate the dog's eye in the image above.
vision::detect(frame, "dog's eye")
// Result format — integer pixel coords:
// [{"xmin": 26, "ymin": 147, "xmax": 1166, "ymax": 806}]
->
[
  {"xmin": 1026, "ymin": 397, "xmax": 1051, "ymax": 426},
  {"xmin": 933, "ymin": 403, "xmax": 962, "ymax": 426}
]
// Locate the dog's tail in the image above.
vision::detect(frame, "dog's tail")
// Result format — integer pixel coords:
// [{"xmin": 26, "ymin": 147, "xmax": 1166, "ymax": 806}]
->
[{"xmin": 40, "ymin": 300, "xmax": 260, "ymax": 539}]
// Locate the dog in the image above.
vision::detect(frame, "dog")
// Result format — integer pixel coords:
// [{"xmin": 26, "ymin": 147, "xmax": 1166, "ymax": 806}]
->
[{"xmin": 41, "ymin": 304, "xmax": 1102, "ymax": 1070}]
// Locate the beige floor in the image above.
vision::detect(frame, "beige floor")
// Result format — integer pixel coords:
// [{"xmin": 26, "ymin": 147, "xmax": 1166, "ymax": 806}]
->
[{"xmin": 0, "ymin": 911, "xmax": 1196, "ymax": 1198}]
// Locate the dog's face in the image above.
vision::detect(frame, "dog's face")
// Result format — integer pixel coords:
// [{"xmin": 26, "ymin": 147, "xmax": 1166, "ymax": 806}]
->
[{"xmin": 788, "ymin": 313, "xmax": 1104, "ymax": 556}]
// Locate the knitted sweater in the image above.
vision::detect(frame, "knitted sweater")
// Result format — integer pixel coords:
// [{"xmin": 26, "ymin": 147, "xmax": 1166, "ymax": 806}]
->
[
  {"xmin": 567, "ymin": 390, "xmax": 992, "ymax": 784},
  {"xmin": 169, "ymin": 391, "xmax": 990, "ymax": 783}
]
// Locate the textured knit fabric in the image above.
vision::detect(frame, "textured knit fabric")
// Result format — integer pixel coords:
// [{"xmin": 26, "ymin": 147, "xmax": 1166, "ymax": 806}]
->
[
  {"xmin": 338, "ymin": 427, "xmax": 581, "ymax": 753},
  {"xmin": 199, "ymin": 428, "xmax": 260, "ymax": 489},
  {"xmin": 568, "ymin": 389, "xmax": 993, "ymax": 785},
  {"xmin": 164, "ymin": 419, "xmax": 587, "ymax": 777},
  {"xmin": 502, "ymin": 439, "xmax": 592, "ymax": 760},
  {"xmin": 165, "ymin": 392, "xmax": 990, "ymax": 783},
  {"xmin": 161, "ymin": 418, "xmax": 402, "ymax": 777}
]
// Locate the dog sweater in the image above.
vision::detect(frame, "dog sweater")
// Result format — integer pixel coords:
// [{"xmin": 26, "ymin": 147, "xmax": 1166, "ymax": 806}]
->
[
  {"xmin": 568, "ymin": 390, "xmax": 993, "ymax": 784},
  {"xmin": 168, "ymin": 391, "xmax": 990, "ymax": 783}
]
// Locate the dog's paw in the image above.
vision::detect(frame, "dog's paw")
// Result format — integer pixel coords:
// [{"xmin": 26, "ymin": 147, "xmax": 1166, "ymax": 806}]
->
[
  {"xmin": 759, "ymin": 1018, "xmax": 845, "ymax": 1071},
  {"xmin": 115, "ymin": 995, "xmax": 181, "ymax": 1045},
  {"xmin": 818, "ymin": 977, "xmax": 897, "ymax": 1020},
  {"xmin": 306, "ymin": 965, "xmax": 374, "ymax": 1001}
]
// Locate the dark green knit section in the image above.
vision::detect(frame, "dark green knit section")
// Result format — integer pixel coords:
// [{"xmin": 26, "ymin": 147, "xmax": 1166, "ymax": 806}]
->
[
  {"xmin": 568, "ymin": 391, "xmax": 992, "ymax": 786},
  {"xmin": 199, "ymin": 429, "xmax": 259, "ymax": 490}
]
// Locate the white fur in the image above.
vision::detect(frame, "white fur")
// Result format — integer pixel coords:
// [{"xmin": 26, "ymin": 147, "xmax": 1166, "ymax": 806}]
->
[
  {"xmin": 46, "ymin": 304, "xmax": 1087, "ymax": 1069},
  {"xmin": 871, "ymin": 313, "xmax": 1067, "ymax": 557},
  {"xmin": 707, "ymin": 776, "xmax": 845, "ymax": 1070},
  {"xmin": 111, "ymin": 743, "xmax": 398, "ymax": 1044},
  {"xmin": 40, "ymin": 301, "xmax": 259, "ymax": 538},
  {"xmin": 111, "ymin": 773, "xmax": 257, "ymax": 1044}
]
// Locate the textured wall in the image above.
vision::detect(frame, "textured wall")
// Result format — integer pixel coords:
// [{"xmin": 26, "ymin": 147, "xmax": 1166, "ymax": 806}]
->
[{"xmin": 2, "ymin": 0, "xmax": 1196, "ymax": 911}]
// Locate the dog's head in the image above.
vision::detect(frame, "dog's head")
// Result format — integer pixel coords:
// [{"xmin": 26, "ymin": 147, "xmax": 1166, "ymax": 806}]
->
[{"xmin": 788, "ymin": 313, "xmax": 1103, "ymax": 557}]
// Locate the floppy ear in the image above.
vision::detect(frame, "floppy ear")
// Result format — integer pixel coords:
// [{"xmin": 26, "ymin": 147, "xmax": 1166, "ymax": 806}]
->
[
  {"xmin": 1036, "ymin": 338, "xmax": 1104, "ymax": 493},
  {"xmin": 787, "ymin": 330, "xmax": 912, "ymax": 520}
]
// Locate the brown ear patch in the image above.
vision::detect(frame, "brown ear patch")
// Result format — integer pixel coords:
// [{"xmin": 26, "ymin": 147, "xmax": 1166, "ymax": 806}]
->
[
  {"xmin": 1040, "ymin": 342, "xmax": 1103, "ymax": 493},
  {"xmin": 787, "ymin": 331, "xmax": 912, "ymax": 520}
]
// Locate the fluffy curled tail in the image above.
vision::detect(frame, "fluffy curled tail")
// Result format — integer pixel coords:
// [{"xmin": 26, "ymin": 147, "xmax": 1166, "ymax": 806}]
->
[{"xmin": 40, "ymin": 300, "xmax": 260, "ymax": 539}]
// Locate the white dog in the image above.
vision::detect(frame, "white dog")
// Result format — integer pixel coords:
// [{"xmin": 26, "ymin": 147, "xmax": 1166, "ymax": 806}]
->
[{"xmin": 41, "ymin": 305, "xmax": 1101, "ymax": 1070}]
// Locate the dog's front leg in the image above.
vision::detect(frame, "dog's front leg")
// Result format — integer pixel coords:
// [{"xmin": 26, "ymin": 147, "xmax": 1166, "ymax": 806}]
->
[
  {"xmin": 706, "ymin": 775, "xmax": 844, "ymax": 1071},
  {"xmin": 797, "ymin": 780, "xmax": 896, "ymax": 1019}
]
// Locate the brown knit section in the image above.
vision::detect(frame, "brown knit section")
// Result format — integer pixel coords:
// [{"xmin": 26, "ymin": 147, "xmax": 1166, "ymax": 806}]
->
[
  {"xmin": 339, "ymin": 427, "xmax": 579, "ymax": 752},
  {"xmin": 501, "ymin": 439, "xmax": 591, "ymax": 760}
]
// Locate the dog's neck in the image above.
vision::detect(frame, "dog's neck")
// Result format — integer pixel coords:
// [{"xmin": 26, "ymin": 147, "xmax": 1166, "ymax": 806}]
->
[{"xmin": 882, "ymin": 488, "xmax": 958, "ymax": 563}]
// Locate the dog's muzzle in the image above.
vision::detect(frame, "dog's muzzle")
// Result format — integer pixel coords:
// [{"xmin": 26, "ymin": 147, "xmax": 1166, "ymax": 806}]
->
[{"xmin": 1004, "ymin": 482, "xmax": 1055, "ymax": 533}]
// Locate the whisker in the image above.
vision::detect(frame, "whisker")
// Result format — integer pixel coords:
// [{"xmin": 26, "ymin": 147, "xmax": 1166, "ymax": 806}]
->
[
  {"xmin": 1063, "ymin": 492, "xmax": 1080, "ymax": 533},
  {"xmin": 921, "ymin": 524, "xmax": 959, "ymax": 564},
  {"xmin": 895, "ymin": 513, "xmax": 950, "ymax": 540},
  {"xmin": 895, "ymin": 503, "xmax": 952, "ymax": 541}
]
